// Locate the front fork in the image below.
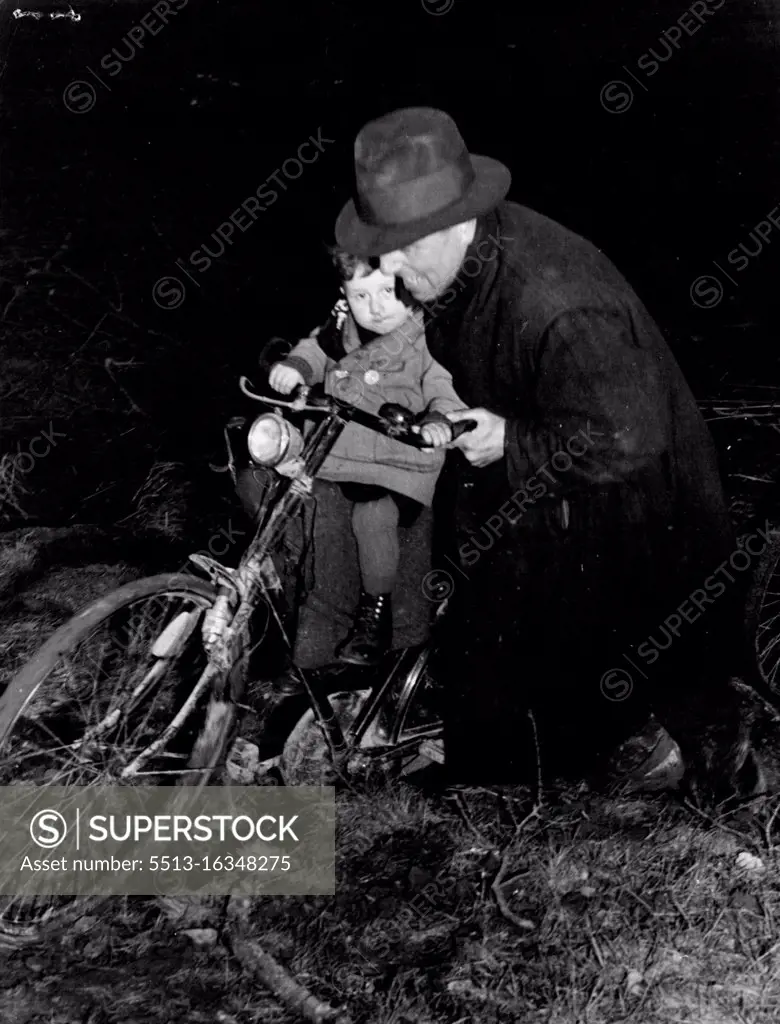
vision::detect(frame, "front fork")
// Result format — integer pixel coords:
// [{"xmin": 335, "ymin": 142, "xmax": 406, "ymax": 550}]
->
[
  {"xmin": 190, "ymin": 550, "xmax": 351, "ymax": 776},
  {"xmin": 195, "ymin": 409, "xmax": 363, "ymax": 776}
]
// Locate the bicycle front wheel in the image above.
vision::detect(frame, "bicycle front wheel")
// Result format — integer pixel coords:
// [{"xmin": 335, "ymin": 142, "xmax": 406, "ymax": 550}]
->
[{"xmin": 0, "ymin": 572, "xmax": 221, "ymax": 945}]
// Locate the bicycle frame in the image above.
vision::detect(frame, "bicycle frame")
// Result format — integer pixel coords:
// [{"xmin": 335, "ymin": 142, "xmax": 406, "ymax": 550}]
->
[{"xmin": 185, "ymin": 380, "xmax": 447, "ymax": 777}]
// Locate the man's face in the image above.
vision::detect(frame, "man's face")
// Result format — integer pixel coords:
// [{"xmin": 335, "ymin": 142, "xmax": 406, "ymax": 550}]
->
[
  {"xmin": 343, "ymin": 268, "xmax": 410, "ymax": 335},
  {"xmin": 379, "ymin": 222, "xmax": 473, "ymax": 302}
]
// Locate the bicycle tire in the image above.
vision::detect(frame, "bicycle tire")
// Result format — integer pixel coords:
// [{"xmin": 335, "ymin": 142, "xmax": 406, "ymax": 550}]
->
[
  {"xmin": 0, "ymin": 572, "xmax": 218, "ymax": 946},
  {"xmin": 745, "ymin": 530, "xmax": 780, "ymax": 693},
  {"xmin": 0, "ymin": 573, "xmax": 216, "ymax": 740},
  {"xmin": 0, "ymin": 895, "xmax": 109, "ymax": 950}
]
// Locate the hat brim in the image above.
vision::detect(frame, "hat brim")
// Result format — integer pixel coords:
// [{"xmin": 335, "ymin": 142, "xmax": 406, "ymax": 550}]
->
[{"xmin": 334, "ymin": 155, "xmax": 511, "ymax": 258}]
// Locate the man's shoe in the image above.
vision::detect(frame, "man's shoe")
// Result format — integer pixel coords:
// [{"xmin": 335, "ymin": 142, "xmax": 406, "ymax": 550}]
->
[
  {"xmin": 336, "ymin": 591, "xmax": 392, "ymax": 667},
  {"xmin": 607, "ymin": 715, "xmax": 685, "ymax": 792}
]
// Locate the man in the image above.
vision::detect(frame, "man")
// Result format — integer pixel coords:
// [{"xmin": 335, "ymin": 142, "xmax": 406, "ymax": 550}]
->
[{"xmin": 333, "ymin": 106, "xmax": 764, "ymax": 802}]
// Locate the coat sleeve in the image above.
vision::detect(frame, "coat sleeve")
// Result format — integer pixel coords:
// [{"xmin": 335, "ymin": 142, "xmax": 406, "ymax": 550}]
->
[
  {"xmin": 504, "ymin": 306, "xmax": 669, "ymax": 494},
  {"xmin": 281, "ymin": 328, "xmax": 329, "ymax": 385},
  {"xmin": 419, "ymin": 341, "xmax": 469, "ymax": 416}
]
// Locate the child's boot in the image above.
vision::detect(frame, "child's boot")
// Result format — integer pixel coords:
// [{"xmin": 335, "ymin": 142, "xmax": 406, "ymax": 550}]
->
[{"xmin": 336, "ymin": 591, "xmax": 392, "ymax": 666}]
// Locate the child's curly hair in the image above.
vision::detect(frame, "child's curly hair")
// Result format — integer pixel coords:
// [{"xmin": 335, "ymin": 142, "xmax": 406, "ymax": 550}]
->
[
  {"xmin": 327, "ymin": 246, "xmax": 416, "ymax": 308},
  {"xmin": 328, "ymin": 246, "xmax": 380, "ymax": 281}
]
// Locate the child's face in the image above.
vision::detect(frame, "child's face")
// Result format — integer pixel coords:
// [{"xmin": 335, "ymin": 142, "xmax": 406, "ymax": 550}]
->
[{"xmin": 343, "ymin": 268, "xmax": 409, "ymax": 335}]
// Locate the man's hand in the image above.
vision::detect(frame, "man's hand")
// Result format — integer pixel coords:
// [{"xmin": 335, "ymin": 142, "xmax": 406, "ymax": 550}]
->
[
  {"xmin": 447, "ymin": 408, "xmax": 507, "ymax": 467},
  {"xmin": 269, "ymin": 363, "xmax": 305, "ymax": 394}
]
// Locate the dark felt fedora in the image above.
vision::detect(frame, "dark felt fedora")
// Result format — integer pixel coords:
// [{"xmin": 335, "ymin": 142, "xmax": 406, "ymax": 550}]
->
[{"xmin": 334, "ymin": 107, "xmax": 511, "ymax": 257}]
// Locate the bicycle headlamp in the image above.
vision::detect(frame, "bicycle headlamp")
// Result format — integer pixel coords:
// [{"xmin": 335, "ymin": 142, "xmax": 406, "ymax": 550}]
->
[{"xmin": 247, "ymin": 413, "xmax": 304, "ymax": 467}]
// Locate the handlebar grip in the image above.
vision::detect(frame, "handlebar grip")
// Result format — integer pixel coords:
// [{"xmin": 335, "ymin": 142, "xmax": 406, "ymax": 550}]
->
[
  {"xmin": 450, "ymin": 419, "xmax": 477, "ymax": 440},
  {"xmin": 409, "ymin": 417, "xmax": 478, "ymax": 448}
]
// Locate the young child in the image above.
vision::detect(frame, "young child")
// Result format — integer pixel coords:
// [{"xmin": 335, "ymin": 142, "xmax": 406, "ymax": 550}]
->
[{"xmin": 268, "ymin": 249, "xmax": 466, "ymax": 667}]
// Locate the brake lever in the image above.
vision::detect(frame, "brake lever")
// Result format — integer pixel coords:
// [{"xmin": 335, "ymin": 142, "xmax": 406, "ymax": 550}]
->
[
  {"xmin": 239, "ymin": 377, "xmax": 321, "ymax": 412},
  {"xmin": 238, "ymin": 376, "xmax": 269, "ymax": 402}
]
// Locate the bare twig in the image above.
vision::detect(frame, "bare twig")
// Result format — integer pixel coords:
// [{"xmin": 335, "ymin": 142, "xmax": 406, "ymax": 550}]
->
[
  {"xmin": 512, "ymin": 801, "xmax": 543, "ymax": 838},
  {"xmin": 60, "ymin": 263, "xmax": 176, "ymax": 340},
  {"xmin": 3, "ymin": 232, "xmax": 72, "ymax": 320},
  {"xmin": 624, "ymin": 887, "xmax": 656, "ymax": 917},
  {"xmin": 40, "ymin": 232, "xmax": 73, "ymax": 275},
  {"xmin": 669, "ymin": 892, "xmax": 693, "ymax": 931},
  {"xmin": 229, "ymin": 931, "xmax": 353, "ymax": 1024},
  {"xmin": 79, "ymin": 481, "xmax": 120, "ymax": 506},
  {"xmin": 60, "ymin": 263, "xmax": 123, "ymax": 313},
  {"xmin": 528, "ymin": 708, "xmax": 543, "ymax": 808},
  {"xmin": 447, "ymin": 979, "xmax": 527, "ymax": 1014},
  {"xmin": 449, "ymin": 790, "xmax": 497, "ymax": 851},
  {"xmin": 43, "ymin": 297, "xmax": 91, "ymax": 334},
  {"xmin": 761, "ymin": 797, "xmax": 780, "ymax": 853},
  {"xmin": 2, "ymin": 281, "xmax": 27, "ymax": 321},
  {"xmin": 700, "ymin": 399, "xmax": 780, "ymax": 407},
  {"xmin": 586, "ymin": 920, "xmax": 606, "ymax": 968},
  {"xmin": 104, "ymin": 357, "xmax": 146, "ymax": 415},
  {"xmin": 495, "ymin": 708, "xmax": 545, "ymax": 837},
  {"xmin": 704, "ymin": 412, "xmax": 780, "ymax": 422},
  {"xmin": 491, "ymin": 850, "xmax": 535, "ymax": 932},
  {"xmin": 682, "ymin": 798, "xmax": 763, "ymax": 852},
  {"xmin": 0, "ymin": 453, "xmax": 31, "ymax": 521},
  {"xmin": 82, "ymin": 311, "xmax": 109, "ymax": 349},
  {"xmin": 109, "ymin": 270, "xmax": 123, "ymax": 312}
]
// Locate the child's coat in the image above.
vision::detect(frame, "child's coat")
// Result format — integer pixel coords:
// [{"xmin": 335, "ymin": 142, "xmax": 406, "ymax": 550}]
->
[{"xmin": 283, "ymin": 303, "xmax": 466, "ymax": 506}]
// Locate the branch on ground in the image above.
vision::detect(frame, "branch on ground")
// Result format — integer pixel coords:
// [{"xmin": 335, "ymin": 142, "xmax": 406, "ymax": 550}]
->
[{"xmin": 229, "ymin": 929, "xmax": 354, "ymax": 1024}]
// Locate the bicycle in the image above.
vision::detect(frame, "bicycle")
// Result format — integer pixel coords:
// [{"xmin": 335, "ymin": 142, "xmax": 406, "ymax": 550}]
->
[{"xmin": 0, "ymin": 379, "xmax": 473, "ymax": 943}]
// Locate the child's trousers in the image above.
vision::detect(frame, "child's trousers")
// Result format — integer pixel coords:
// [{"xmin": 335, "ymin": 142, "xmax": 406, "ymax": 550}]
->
[{"xmin": 235, "ymin": 469, "xmax": 434, "ymax": 668}]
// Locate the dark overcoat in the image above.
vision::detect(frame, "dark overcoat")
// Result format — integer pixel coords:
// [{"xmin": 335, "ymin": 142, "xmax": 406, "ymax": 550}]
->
[{"xmin": 424, "ymin": 202, "xmax": 746, "ymax": 782}]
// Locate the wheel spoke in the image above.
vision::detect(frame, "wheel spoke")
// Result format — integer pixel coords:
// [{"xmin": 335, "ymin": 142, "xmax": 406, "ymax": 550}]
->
[
  {"xmin": 119, "ymin": 662, "xmax": 220, "ymax": 779},
  {"xmin": 71, "ymin": 658, "xmax": 171, "ymax": 745}
]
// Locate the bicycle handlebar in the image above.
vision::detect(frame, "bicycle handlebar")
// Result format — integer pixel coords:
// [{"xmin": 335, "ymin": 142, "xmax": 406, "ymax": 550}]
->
[{"xmin": 238, "ymin": 377, "xmax": 477, "ymax": 449}]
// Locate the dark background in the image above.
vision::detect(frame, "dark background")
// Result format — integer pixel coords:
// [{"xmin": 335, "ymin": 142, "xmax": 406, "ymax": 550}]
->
[{"xmin": 2, "ymin": 0, "xmax": 779, "ymax": 525}]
